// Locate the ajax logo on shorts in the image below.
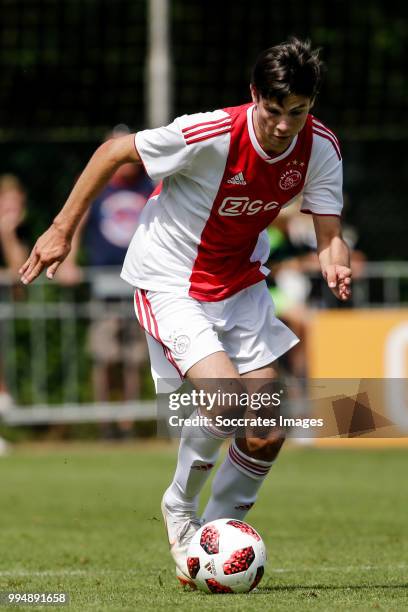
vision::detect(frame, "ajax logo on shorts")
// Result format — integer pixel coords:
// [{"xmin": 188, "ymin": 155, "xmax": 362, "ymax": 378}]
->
[
  {"xmin": 170, "ymin": 330, "xmax": 191, "ymax": 355},
  {"xmin": 218, "ymin": 197, "xmax": 280, "ymax": 217}
]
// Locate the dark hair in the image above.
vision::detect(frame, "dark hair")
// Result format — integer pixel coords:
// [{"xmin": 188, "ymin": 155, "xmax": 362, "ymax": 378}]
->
[{"xmin": 251, "ymin": 37, "xmax": 324, "ymax": 102}]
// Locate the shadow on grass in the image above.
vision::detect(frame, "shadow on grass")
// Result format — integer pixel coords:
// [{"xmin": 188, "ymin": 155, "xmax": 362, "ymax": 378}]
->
[{"xmin": 254, "ymin": 583, "xmax": 408, "ymax": 593}]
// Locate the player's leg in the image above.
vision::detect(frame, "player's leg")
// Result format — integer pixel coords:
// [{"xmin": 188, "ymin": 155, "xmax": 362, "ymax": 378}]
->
[
  {"xmin": 162, "ymin": 350, "xmax": 249, "ymax": 578},
  {"xmin": 164, "ymin": 350, "xmax": 245, "ymax": 514},
  {"xmin": 134, "ymin": 288, "xmax": 246, "ymax": 577},
  {"xmin": 135, "ymin": 287, "xmax": 245, "ymax": 514},
  {"xmin": 202, "ymin": 362, "xmax": 286, "ymax": 522}
]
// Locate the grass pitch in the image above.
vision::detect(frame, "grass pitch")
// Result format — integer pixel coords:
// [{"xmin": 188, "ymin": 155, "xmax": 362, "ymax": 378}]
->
[{"xmin": 0, "ymin": 443, "xmax": 407, "ymax": 611}]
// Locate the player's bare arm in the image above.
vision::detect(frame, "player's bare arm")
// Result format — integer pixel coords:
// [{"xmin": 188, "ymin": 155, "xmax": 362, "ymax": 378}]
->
[
  {"xmin": 313, "ymin": 214, "xmax": 352, "ymax": 301},
  {"xmin": 19, "ymin": 134, "xmax": 141, "ymax": 284}
]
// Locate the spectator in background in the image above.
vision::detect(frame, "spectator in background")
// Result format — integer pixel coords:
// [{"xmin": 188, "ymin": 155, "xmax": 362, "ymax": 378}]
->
[
  {"xmin": 59, "ymin": 126, "xmax": 153, "ymax": 438},
  {"xmin": 0, "ymin": 175, "xmax": 30, "ymax": 277},
  {"xmin": 0, "ymin": 175, "xmax": 30, "ymax": 452}
]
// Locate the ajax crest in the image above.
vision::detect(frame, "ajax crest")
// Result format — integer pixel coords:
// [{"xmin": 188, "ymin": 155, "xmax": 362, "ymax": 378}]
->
[
  {"xmin": 170, "ymin": 330, "xmax": 191, "ymax": 355},
  {"xmin": 279, "ymin": 169, "xmax": 302, "ymax": 191}
]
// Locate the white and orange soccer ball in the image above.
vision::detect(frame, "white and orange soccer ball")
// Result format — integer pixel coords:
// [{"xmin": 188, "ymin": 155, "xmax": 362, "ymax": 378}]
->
[{"xmin": 186, "ymin": 518, "xmax": 266, "ymax": 593}]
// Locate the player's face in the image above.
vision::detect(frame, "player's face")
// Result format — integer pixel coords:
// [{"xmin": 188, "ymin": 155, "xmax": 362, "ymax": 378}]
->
[{"xmin": 251, "ymin": 87, "xmax": 313, "ymax": 154}]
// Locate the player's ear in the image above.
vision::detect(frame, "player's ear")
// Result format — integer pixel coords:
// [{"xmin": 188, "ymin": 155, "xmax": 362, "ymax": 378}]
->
[
  {"xmin": 309, "ymin": 97, "xmax": 316, "ymax": 110},
  {"xmin": 250, "ymin": 84, "xmax": 259, "ymax": 104}
]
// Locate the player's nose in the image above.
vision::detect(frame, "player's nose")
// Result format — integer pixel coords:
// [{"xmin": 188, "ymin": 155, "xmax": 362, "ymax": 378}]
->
[{"xmin": 276, "ymin": 118, "xmax": 290, "ymax": 134}]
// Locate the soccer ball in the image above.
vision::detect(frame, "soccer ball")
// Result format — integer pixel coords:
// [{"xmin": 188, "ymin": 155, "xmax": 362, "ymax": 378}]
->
[{"xmin": 186, "ymin": 518, "xmax": 266, "ymax": 593}]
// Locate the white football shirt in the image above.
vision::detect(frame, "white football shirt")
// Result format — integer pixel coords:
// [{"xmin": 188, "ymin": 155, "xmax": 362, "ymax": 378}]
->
[{"xmin": 121, "ymin": 103, "xmax": 342, "ymax": 301}]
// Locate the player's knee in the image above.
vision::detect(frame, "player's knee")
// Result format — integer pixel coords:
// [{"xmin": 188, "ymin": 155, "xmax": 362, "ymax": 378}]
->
[{"xmin": 244, "ymin": 434, "xmax": 286, "ymax": 461}]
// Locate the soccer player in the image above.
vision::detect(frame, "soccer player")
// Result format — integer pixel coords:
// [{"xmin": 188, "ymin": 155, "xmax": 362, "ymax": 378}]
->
[{"xmin": 19, "ymin": 38, "xmax": 351, "ymax": 584}]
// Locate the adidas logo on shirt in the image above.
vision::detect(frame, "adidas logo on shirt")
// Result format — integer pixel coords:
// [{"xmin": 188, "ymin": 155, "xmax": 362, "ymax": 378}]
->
[{"xmin": 227, "ymin": 171, "xmax": 247, "ymax": 185}]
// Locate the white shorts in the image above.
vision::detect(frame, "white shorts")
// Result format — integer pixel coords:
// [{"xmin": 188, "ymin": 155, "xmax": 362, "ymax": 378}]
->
[{"xmin": 133, "ymin": 281, "xmax": 299, "ymax": 391}]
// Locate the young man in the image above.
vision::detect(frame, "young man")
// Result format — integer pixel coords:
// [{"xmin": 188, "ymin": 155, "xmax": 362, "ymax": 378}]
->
[{"xmin": 20, "ymin": 38, "xmax": 351, "ymax": 584}]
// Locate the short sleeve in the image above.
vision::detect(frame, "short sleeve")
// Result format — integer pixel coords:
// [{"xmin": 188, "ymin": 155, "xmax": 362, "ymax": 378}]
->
[
  {"xmin": 301, "ymin": 134, "xmax": 343, "ymax": 216},
  {"xmin": 135, "ymin": 118, "xmax": 190, "ymax": 182},
  {"xmin": 135, "ymin": 109, "xmax": 230, "ymax": 183}
]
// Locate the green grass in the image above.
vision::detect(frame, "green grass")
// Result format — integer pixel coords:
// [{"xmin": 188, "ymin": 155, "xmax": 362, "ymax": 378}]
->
[{"xmin": 0, "ymin": 443, "xmax": 407, "ymax": 611}]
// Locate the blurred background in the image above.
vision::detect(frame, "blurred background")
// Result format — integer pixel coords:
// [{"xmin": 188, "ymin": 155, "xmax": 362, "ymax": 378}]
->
[{"xmin": 0, "ymin": 0, "xmax": 407, "ymax": 443}]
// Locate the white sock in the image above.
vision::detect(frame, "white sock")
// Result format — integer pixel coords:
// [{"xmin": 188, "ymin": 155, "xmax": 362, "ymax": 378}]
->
[
  {"xmin": 202, "ymin": 440, "xmax": 274, "ymax": 522},
  {"xmin": 164, "ymin": 410, "xmax": 232, "ymax": 513}
]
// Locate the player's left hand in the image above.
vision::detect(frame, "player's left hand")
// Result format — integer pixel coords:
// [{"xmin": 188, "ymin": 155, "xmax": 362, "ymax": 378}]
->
[{"xmin": 324, "ymin": 264, "xmax": 352, "ymax": 301}]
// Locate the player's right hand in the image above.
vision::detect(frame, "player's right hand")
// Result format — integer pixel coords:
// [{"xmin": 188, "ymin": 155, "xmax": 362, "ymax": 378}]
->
[{"xmin": 19, "ymin": 224, "xmax": 72, "ymax": 284}]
